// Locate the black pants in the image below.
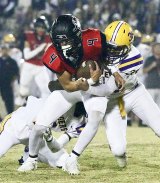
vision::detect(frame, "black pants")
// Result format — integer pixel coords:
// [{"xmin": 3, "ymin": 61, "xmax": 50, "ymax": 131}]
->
[{"xmin": 1, "ymin": 85, "xmax": 14, "ymax": 114}]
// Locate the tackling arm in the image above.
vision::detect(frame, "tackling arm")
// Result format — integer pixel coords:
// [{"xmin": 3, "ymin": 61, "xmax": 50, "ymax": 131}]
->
[
  {"xmin": 57, "ymin": 71, "xmax": 88, "ymax": 92},
  {"xmin": 86, "ymin": 76, "xmax": 118, "ymax": 96}
]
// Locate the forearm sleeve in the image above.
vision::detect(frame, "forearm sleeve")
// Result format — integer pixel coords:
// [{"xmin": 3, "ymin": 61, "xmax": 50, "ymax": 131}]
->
[
  {"xmin": 86, "ymin": 77, "xmax": 117, "ymax": 96},
  {"xmin": 23, "ymin": 44, "xmax": 46, "ymax": 60}
]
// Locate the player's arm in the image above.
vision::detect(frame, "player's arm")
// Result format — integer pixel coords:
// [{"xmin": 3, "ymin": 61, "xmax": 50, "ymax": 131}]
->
[
  {"xmin": 57, "ymin": 71, "xmax": 88, "ymax": 92},
  {"xmin": 23, "ymin": 41, "xmax": 47, "ymax": 60}
]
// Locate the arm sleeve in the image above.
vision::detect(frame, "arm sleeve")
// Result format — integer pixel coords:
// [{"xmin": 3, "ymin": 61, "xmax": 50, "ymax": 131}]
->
[
  {"xmin": 23, "ymin": 44, "xmax": 46, "ymax": 60},
  {"xmin": 86, "ymin": 76, "xmax": 117, "ymax": 96}
]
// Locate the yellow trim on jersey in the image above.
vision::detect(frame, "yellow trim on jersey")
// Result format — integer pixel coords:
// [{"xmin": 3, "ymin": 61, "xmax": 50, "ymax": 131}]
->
[
  {"xmin": 118, "ymin": 57, "xmax": 143, "ymax": 69},
  {"xmin": 118, "ymin": 97, "xmax": 126, "ymax": 118},
  {"xmin": 0, "ymin": 113, "xmax": 12, "ymax": 134},
  {"xmin": 78, "ymin": 127, "xmax": 84, "ymax": 132}
]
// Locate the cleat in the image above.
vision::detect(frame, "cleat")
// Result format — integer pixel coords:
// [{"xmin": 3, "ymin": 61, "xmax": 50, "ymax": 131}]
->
[
  {"xmin": 17, "ymin": 157, "xmax": 37, "ymax": 172},
  {"xmin": 56, "ymin": 152, "xmax": 68, "ymax": 168},
  {"xmin": 115, "ymin": 154, "xmax": 127, "ymax": 168},
  {"xmin": 63, "ymin": 155, "xmax": 80, "ymax": 175}
]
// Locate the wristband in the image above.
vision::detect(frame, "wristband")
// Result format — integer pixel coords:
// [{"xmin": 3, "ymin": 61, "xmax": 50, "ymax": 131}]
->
[{"xmin": 87, "ymin": 78, "xmax": 96, "ymax": 86}]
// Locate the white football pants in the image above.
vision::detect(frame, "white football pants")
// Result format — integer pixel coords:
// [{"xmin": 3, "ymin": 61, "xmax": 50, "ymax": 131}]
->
[
  {"xmin": 104, "ymin": 84, "xmax": 160, "ymax": 156},
  {"xmin": 20, "ymin": 62, "xmax": 50, "ymax": 98}
]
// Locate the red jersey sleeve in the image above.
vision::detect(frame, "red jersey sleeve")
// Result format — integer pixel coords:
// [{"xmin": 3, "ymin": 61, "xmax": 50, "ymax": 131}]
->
[
  {"xmin": 43, "ymin": 29, "xmax": 103, "ymax": 74},
  {"xmin": 43, "ymin": 45, "xmax": 77, "ymax": 74},
  {"xmin": 42, "ymin": 45, "xmax": 65, "ymax": 73}
]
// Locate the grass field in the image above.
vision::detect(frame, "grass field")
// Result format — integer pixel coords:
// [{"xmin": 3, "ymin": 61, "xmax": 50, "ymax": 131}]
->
[{"xmin": 0, "ymin": 125, "xmax": 160, "ymax": 183}]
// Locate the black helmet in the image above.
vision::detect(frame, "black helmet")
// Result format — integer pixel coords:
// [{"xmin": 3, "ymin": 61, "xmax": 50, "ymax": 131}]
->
[
  {"xmin": 50, "ymin": 14, "xmax": 83, "ymax": 68},
  {"xmin": 33, "ymin": 15, "xmax": 50, "ymax": 32}
]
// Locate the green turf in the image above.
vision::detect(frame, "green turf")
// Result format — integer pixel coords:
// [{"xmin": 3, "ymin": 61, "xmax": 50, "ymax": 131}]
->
[{"xmin": 0, "ymin": 125, "xmax": 160, "ymax": 183}]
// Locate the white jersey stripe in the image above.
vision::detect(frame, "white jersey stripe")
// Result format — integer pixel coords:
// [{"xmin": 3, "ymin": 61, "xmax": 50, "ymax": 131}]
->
[{"xmin": 111, "ymin": 21, "xmax": 124, "ymax": 42}]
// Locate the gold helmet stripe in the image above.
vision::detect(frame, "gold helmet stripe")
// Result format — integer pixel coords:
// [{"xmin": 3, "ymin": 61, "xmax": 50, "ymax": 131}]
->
[{"xmin": 111, "ymin": 21, "xmax": 124, "ymax": 43}]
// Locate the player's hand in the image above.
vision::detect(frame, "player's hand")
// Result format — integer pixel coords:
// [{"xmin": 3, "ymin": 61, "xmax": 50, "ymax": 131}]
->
[
  {"xmin": 89, "ymin": 61, "xmax": 102, "ymax": 83},
  {"xmin": 113, "ymin": 72, "xmax": 125, "ymax": 92},
  {"xmin": 76, "ymin": 78, "xmax": 89, "ymax": 91}
]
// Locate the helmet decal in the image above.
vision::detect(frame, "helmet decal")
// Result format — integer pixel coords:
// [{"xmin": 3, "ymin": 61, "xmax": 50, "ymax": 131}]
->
[
  {"xmin": 110, "ymin": 21, "xmax": 124, "ymax": 43},
  {"xmin": 104, "ymin": 21, "xmax": 134, "ymax": 65}
]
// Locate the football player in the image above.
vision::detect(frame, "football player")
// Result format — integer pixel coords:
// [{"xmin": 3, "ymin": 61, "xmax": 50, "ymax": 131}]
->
[
  {"xmin": 47, "ymin": 20, "xmax": 136, "ymax": 175},
  {"xmin": 18, "ymin": 14, "xmax": 124, "ymax": 172},
  {"xmin": 0, "ymin": 96, "xmax": 67, "ymax": 169},
  {"xmin": 19, "ymin": 15, "xmax": 51, "ymax": 101},
  {"xmin": 64, "ymin": 21, "xmax": 160, "ymax": 171},
  {"xmin": 0, "ymin": 96, "xmax": 86, "ymax": 170}
]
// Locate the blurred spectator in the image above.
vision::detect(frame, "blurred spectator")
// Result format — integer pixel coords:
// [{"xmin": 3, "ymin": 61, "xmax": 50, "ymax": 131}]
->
[
  {"xmin": 2, "ymin": 33, "xmax": 23, "ymax": 107},
  {"xmin": 133, "ymin": 29, "xmax": 152, "ymax": 83},
  {"xmin": 19, "ymin": 15, "xmax": 51, "ymax": 104},
  {"xmin": 32, "ymin": 0, "xmax": 46, "ymax": 11},
  {"xmin": 143, "ymin": 43, "xmax": 160, "ymax": 108},
  {"xmin": 2, "ymin": 33, "xmax": 23, "ymax": 66},
  {"xmin": 2, "ymin": 0, "xmax": 160, "ymax": 118},
  {"xmin": 0, "ymin": 0, "xmax": 17, "ymax": 17},
  {"xmin": 128, "ymin": 13, "xmax": 138, "ymax": 29},
  {"xmin": 142, "ymin": 34, "xmax": 155, "ymax": 45},
  {"xmin": 0, "ymin": 44, "xmax": 19, "ymax": 114}
]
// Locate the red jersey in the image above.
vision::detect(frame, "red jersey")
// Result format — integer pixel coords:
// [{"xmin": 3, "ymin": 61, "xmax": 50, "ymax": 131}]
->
[
  {"xmin": 25, "ymin": 31, "xmax": 51, "ymax": 66},
  {"xmin": 42, "ymin": 28, "xmax": 103, "ymax": 74}
]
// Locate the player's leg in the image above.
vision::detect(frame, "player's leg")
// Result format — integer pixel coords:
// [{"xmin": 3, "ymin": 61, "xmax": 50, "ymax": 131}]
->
[
  {"xmin": 1, "ymin": 85, "xmax": 14, "ymax": 113},
  {"xmin": 0, "ymin": 119, "xmax": 20, "ymax": 158},
  {"xmin": 44, "ymin": 110, "xmax": 86, "ymax": 152},
  {"xmin": 34, "ymin": 66, "xmax": 51, "ymax": 98},
  {"xmin": 64, "ymin": 97, "xmax": 107, "ymax": 175},
  {"xmin": 44, "ymin": 103, "xmax": 86, "ymax": 151},
  {"xmin": 104, "ymin": 99, "xmax": 127, "ymax": 168},
  {"xmin": 19, "ymin": 62, "xmax": 34, "ymax": 104},
  {"xmin": 18, "ymin": 90, "xmax": 81, "ymax": 172},
  {"xmin": 38, "ymin": 140, "xmax": 68, "ymax": 168},
  {"xmin": 130, "ymin": 85, "xmax": 160, "ymax": 136}
]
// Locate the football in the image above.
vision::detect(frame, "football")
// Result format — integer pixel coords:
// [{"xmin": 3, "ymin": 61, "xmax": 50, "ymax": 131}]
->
[{"xmin": 76, "ymin": 60, "xmax": 96, "ymax": 79}]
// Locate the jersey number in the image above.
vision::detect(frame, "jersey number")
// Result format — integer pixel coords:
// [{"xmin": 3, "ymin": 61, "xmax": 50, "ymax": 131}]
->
[
  {"xmin": 49, "ymin": 54, "xmax": 58, "ymax": 64},
  {"xmin": 87, "ymin": 38, "xmax": 98, "ymax": 46},
  {"xmin": 0, "ymin": 113, "xmax": 12, "ymax": 134}
]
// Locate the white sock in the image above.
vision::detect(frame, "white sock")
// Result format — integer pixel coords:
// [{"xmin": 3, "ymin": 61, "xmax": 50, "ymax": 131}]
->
[
  {"xmin": 29, "ymin": 124, "xmax": 47, "ymax": 157},
  {"xmin": 57, "ymin": 133, "xmax": 70, "ymax": 148}
]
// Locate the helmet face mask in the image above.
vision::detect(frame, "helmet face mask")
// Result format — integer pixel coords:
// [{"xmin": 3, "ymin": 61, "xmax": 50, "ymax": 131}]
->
[
  {"xmin": 50, "ymin": 14, "xmax": 82, "ymax": 68},
  {"xmin": 105, "ymin": 42, "xmax": 130, "ymax": 65},
  {"xmin": 104, "ymin": 21, "xmax": 134, "ymax": 66}
]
